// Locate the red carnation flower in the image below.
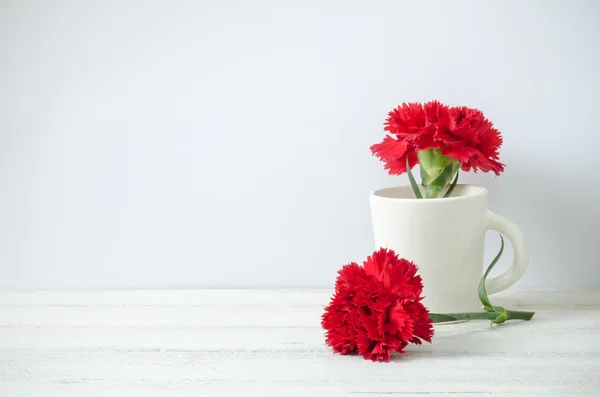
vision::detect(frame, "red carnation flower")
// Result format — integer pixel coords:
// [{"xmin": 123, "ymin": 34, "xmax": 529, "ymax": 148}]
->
[
  {"xmin": 321, "ymin": 248, "xmax": 433, "ymax": 362},
  {"xmin": 370, "ymin": 100, "xmax": 504, "ymax": 176},
  {"xmin": 448, "ymin": 106, "xmax": 504, "ymax": 175}
]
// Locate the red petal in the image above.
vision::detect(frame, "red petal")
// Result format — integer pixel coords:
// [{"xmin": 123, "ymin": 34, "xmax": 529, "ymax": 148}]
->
[{"xmin": 370, "ymin": 136, "xmax": 408, "ymax": 159}]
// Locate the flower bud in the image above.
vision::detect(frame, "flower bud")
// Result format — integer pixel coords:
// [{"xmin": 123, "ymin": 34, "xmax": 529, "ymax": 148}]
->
[{"xmin": 417, "ymin": 148, "xmax": 460, "ymax": 198}]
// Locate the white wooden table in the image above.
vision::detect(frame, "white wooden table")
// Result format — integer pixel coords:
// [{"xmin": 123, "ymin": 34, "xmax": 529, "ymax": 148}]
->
[{"xmin": 1, "ymin": 289, "xmax": 599, "ymax": 396}]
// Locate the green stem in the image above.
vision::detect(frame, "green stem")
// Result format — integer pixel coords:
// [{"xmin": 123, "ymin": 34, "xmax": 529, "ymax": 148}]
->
[
  {"xmin": 429, "ymin": 309, "xmax": 534, "ymax": 324},
  {"xmin": 429, "ymin": 312, "xmax": 496, "ymax": 323},
  {"xmin": 505, "ymin": 309, "xmax": 535, "ymax": 321},
  {"xmin": 429, "ymin": 234, "xmax": 535, "ymax": 326}
]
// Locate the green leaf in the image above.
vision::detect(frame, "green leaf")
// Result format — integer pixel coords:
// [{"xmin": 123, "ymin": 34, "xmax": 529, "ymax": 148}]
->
[
  {"xmin": 443, "ymin": 170, "xmax": 459, "ymax": 198},
  {"xmin": 431, "ymin": 233, "xmax": 534, "ymax": 326},
  {"xmin": 406, "ymin": 157, "xmax": 423, "ymax": 199},
  {"xmin": 478, "ymin": 234, "xmax": 504, "ymax": 311}
]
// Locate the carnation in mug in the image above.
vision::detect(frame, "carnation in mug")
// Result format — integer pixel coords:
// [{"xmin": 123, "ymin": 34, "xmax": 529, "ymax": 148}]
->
[{"xmin": 369, "ymin": 184, "xmax": 528, "ymax": 313}]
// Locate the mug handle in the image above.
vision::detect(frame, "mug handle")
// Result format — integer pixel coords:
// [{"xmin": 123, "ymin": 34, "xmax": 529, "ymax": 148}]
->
[{"xmin": 484, "ymin": 210, "xmax": 529, "ymax": 295}]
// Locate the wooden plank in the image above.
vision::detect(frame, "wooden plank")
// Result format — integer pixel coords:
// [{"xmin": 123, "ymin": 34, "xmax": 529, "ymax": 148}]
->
[
  {"xmin": 1, "ymin": 311, "xmax": 599, "ymax": 350},
  {"xmin": 1, "ymin": 321, "xmax": 598, "ymax": 352},
  {"xmin": 0, "ymin": 289, "xmax": 331, "ymax": 306},
  {"xmin": 1, "ymin": 289, "xmax": 599, "ymax": 308},
  {"xmin": 1, "ymin": 305, "xmax": 599, "ymax": 329},
  {"xmin": 1, "ymin": 351, "xmax": 598, "ymax": 396}
]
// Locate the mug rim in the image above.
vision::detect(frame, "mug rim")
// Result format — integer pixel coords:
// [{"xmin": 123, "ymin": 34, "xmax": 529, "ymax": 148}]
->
[{"xmin": 370, "ymin": 184, "xmax": 488, "ymax": 203}]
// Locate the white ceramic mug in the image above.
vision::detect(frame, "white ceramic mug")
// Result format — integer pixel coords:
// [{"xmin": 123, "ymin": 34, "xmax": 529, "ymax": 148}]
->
[{"xmin": 369, "ymin": 184, "xmax": 528, "ymax": 313}]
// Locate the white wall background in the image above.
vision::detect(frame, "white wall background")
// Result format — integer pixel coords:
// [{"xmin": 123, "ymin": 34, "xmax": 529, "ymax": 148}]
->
[{"xmin": 1, "ymin": 0, "xmax": 599, "ymax": 291}]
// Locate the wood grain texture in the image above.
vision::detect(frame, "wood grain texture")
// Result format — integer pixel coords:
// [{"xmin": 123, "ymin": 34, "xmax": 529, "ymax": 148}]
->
[{"xmin": 1, "ymin": 289, "xmax": 599, "ymax": 397}]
